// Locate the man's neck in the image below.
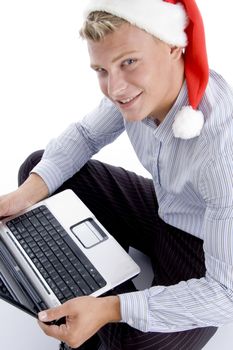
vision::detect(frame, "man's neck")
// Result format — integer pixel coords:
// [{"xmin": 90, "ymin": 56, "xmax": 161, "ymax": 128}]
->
[{"xmin": 154, "ymin": 60, "xmax": 185, "ymax": 124}]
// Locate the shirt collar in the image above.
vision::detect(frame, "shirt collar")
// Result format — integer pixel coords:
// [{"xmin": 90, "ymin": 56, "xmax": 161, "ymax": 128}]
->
[{"xmin": 142, "ymin": 81, "xmax": 188, "ymax": 144}]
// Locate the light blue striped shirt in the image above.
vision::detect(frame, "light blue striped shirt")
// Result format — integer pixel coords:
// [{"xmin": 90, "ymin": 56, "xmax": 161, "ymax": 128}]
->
[{"xmin": 33, "ymin": 70, "xmax": 233, "ymax": 332}]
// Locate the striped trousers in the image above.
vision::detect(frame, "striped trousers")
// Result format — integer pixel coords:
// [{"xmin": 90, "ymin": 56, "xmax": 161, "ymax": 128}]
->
[{"xmin": 18, "ymin": 151, "xmax": 217, "ymax": 350}]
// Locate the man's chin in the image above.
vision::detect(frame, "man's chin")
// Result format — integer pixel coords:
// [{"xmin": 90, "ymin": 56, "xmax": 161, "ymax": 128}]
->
[{"xmin": 121, "ymin": 111, "xmax": 147, "ymax": 122}]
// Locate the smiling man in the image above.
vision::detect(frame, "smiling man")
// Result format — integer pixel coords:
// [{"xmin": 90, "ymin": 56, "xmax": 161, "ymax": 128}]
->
[
  {"xmin": 87, "ymin": 23, "xmax": 184, "ymax": 124},
  {"xmin": 1, "ymin": 0, "xmax": 233, "ymax": 349}
]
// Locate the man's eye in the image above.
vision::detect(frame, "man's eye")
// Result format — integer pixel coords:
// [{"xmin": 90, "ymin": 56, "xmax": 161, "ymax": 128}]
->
[{"xmin": 123, "ymin": 59, "xmax": 136, "ymax": 66}]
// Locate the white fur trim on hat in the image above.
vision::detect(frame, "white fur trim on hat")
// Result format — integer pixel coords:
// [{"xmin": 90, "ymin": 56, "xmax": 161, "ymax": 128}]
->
[
  {"xmin": 84, "ymin": 0, "xmax": 188, "ymax": 47},
  {"xmin": 172, "ymin": 106, "xmax": 204, "ymax": 139}
]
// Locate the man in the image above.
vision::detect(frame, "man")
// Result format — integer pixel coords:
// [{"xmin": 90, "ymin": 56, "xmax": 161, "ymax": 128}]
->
[{"xmin": 1, "ymin": 0, "xmax": 233, "ymax": 349}]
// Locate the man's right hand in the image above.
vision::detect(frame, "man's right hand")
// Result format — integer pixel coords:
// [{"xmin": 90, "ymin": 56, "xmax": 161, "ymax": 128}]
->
[{"xmin": 0, "ymin": 173, "xmax": 49, "ymax": 219}]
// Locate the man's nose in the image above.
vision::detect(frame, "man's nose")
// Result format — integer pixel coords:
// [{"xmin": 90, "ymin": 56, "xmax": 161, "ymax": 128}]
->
[{"xmin": 107, "ymin": 72, "xmax": 128, "ymax": 99}]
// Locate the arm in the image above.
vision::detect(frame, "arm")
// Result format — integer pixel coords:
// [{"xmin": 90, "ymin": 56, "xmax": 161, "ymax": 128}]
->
[
  {"xmin": 0, "ymin": 173, "xmax": 49, "ymax": 217},
  {"xmin": 118, "ymin": 153, "xmax": 233, "ymax": 332},
  {"xmin": 0, "ymin": 97, "xmax": 124, "ymax": 216},
  {"xmin": 33, "ymin": 97, "xmax": 125, "ymax": 194}
]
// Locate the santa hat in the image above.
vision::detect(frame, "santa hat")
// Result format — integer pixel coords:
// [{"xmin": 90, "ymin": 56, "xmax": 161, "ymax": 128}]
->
[{"xmin": 84, "ymin": 0, "xmax": 209, "ymax": 139}]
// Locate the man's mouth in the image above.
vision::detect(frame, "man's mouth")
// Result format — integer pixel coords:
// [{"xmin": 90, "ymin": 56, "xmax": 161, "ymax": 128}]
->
[
  {"xmin": 117, "ymin": 92, "xmax": 143, "ymax": 107},
  {"xmin": 119, "ymin": 96, "xmax": 136, "ymax": 104}
]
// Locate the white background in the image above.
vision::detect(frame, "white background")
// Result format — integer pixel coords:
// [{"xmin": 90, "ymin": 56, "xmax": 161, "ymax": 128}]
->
[{"xmin": 0, "ymin": 1, "xmax": 233, "ymax": 349}]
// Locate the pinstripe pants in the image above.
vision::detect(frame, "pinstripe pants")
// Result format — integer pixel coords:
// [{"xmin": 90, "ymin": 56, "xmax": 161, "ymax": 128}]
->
[{"xmin": 18, "ymin": 151, "xmax": 217, "ymax": 350}]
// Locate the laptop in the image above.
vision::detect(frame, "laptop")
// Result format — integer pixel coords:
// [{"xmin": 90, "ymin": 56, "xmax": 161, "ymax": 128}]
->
[{"xmin": 0, "ymin": 189, "xmax": 140, "ymax": 321}]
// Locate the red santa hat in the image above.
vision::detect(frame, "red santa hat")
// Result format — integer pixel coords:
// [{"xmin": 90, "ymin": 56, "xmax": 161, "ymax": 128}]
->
[{"xmin": 84, "ymin": 0, "xmax": 209, "ymax": 139}]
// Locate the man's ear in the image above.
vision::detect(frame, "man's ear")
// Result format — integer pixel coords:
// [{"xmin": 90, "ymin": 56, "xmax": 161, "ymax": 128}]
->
[{"xmin": 170, "ymin": 46, "xmax": 183, "ymax": 60}]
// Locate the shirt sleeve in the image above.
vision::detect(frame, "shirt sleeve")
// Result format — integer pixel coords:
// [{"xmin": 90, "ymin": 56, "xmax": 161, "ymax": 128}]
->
[
  {"xmin": 32, "ymin": 97, "xmax": 125, "ymax": 194},
  {"xmin": 119, "ymin": 153, "xmax": 233, "ymax": 332}
]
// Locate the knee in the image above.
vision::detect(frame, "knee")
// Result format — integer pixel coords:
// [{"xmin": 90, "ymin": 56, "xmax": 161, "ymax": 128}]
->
[{"xmin": 18, "ymin": 149, "xmax": 44, "ymax": 186}]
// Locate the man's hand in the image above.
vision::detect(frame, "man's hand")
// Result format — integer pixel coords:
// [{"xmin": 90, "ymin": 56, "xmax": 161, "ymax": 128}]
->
[
  {"xmin": 38, "ymin": 295, "xmax": 121, "ymax": 349},
  {"xmin": 0, "ymin": 173, "xmax": 49, "ymax": 218}
]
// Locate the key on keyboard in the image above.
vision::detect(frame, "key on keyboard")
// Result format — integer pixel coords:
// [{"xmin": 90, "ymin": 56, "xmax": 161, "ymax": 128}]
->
[{"xmin": 6, "ymin": 206, "xmax": 106, "ymax": 304}]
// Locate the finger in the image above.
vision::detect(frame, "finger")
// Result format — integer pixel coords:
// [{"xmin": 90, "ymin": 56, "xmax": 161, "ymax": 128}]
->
[
  {"xmin": 38, "ymin": 320, "xmax": 84, "ymax": 349},
  {"xmin": 38, "ymin": 304, "xmax": 68, "ymax": 323},
  {"xmin": 38, "ymin": 320, "xmax": 66, "ymax": 340}
]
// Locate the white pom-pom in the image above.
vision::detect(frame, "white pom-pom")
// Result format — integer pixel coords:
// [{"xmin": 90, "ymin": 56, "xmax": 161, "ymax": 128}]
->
[{"xmin": 172, "ymin": 106, "xmax": 204, "ymax": 139}]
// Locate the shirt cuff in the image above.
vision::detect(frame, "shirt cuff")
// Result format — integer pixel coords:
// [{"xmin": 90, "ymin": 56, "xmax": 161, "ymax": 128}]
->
[
  {"xmin": 118, "ymin": 290, "xmax": 150, "ymax": 332},
  {"xmin": 32, "ymin": 159, "xmax": 64, "ymax": 195}
]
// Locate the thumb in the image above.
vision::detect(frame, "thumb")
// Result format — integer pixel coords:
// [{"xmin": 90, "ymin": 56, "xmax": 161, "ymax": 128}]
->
[{"xmin": 38, "ymin": 304, "xmax": 67, "ymax": 322}]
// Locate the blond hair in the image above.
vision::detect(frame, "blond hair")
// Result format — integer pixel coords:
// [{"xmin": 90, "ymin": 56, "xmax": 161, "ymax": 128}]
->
[{"xmin": 79, "ymin": 11, "xmax": 128, "ymax": 41}]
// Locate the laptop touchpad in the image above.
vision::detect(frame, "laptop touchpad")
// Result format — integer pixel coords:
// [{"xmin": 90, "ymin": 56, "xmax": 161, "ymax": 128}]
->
[{"xmin": 71, "ymin": 219, "xmax": 107, "ymax": 248}]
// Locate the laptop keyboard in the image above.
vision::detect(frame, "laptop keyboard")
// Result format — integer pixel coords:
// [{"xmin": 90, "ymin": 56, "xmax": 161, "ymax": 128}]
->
[{"xmin": 6, "ymin": 206, "xmax": 106, "ymax": 304}]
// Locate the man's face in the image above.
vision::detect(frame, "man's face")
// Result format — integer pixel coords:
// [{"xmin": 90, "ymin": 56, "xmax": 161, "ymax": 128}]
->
[{"xmin": 87, "ymin": 23, "xmax": 183, "ymax": 122}]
